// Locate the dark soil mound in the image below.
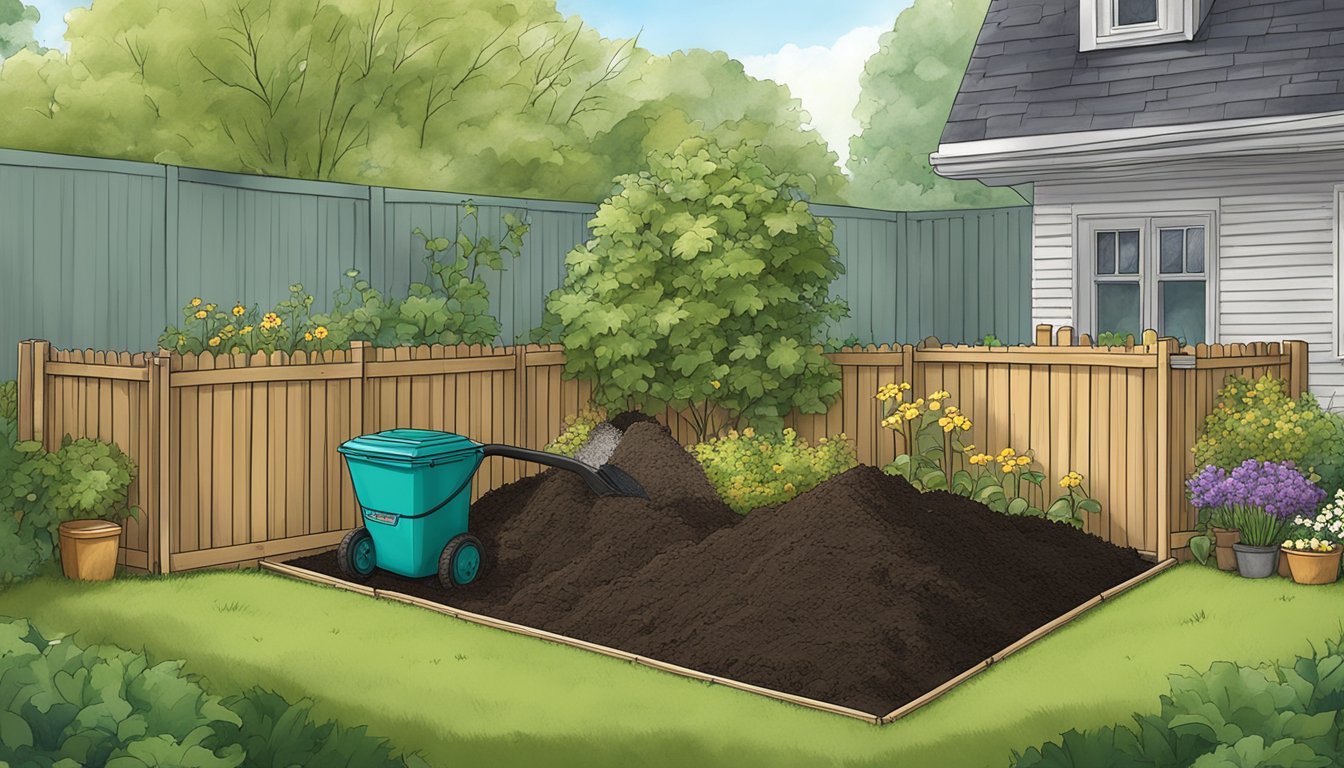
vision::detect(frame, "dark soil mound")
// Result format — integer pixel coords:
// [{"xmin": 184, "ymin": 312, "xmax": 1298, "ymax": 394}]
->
[
  {"xmin": 608, "ymin": 411, "xmax": 663, "ymax": 432},
  {"xmin": 290, "ymin": 426, "xmax": 1149, "ymax": 715}
]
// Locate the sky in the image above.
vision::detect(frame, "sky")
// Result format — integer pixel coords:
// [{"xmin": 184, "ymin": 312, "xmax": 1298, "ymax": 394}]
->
[{"xmin": 27, "ymin": 0, "xmax": 912, "ymax": 168}]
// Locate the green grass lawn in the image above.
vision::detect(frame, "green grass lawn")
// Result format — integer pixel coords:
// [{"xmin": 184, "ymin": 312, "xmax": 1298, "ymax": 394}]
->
[{"xmin": 1, "ymin": 564, "xmax": 1341, "ymax": 767}]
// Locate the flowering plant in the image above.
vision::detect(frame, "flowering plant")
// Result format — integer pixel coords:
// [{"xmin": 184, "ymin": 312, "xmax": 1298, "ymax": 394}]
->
[
  {"xmin": 877, "ymin": 383, "xmax": 972, "ymax": 490},
  {"xmin": 694, "ymin": 427, "xmax": 858, "ymax": 514},
  {"xmin": 1287, "ymin": 488, "xmax": 1344, "ymax": 550},
  {"xmin": 1187, "ymin": 460, "xmax": 1325, "ymax": 548},
  {"xmin": 1284, "ymin": 537, "xmax": 1336, "ymax": 553}
]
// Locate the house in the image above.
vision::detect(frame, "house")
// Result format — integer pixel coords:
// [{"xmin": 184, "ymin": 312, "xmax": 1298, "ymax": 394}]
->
[{"xmin": 932, "ymin": 0, "xmax": 1344, "ymax": 406}]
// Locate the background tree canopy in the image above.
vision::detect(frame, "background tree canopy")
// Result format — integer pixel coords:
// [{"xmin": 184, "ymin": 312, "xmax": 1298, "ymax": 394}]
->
[
  {"xmin": 0, "ymin": 0, "xmax": 43, "ymax": 59},
  {"xmin": 0, "ymin": 0, "xmax": 845, "ymax": 204},
  {"xmin": 845, "ymin": 0, "xmax": 1025, "ymax": 211}
]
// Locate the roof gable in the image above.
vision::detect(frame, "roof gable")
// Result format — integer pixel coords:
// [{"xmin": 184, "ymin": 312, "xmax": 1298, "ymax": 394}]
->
[{"xmin": 941, "ymin": 0, "xmax": 1344, "ymax": 145}]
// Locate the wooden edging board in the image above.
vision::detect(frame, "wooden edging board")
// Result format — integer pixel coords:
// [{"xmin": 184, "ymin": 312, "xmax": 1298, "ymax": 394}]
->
[
  {"xmin": 260, "ymin": 557, "xmax": 1178, "ymax": 726},
  {"xmin": 878, "ymin": 557, "xmax": 1178, "ymax": 724}
]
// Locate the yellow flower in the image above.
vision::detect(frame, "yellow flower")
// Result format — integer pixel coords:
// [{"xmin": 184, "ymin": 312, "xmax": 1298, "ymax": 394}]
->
[
  {"xmin": 1001, "ymin": 464, "xmax": 1015, "ymax": 474},
  {"xmin": 261, "ymin": 312, "xmax": 282, "ymax": 330},
  {"xmin": 783, "ymin": 482, "xmax": 795, "ymax": 493},
  {"xmin": 241, "ymin": 326, "xmax": 253, "ymax": 335},
  {"xmin": 176, "ymin": 334, "xmax": 185, "ymax": 345},
  {"xmin": 314, "ymin": 326, "xmax": 329, "ymax": 340},
  {"xmin": 1016, "ymin": 456, "xmax": 1031, "ymax": 466},
  {"xmin": 208, "ymin": 336, "xmax": 220, "ymax": 347},
  {"xmin": 205, "ymin": 303, "xmax": 217, "ymax": 312},
  {"xmin": 903, "ymin": 409, "xmax": 919, "ymax": 421},
  {"xmin": 773, "ymin": 464, "xmax": 784, "ymax": 474},
  {"xmin": 969, "ymin": 453, "xmax": 993, "ymax": 466},
  {"xmin": 232, "ymin": 304, "xmax": 246, "ymax": 317},
  {"xmin": 928, "ymin": 390, "xmax": 951, "ymax": 401},
  {"xmin": 743, "ymin": 427, "xmax": 755, "ymax": 438},
  {"xmin": 711, "ymin": 380, "xmax": 721, "ymax": 389},
  {"xmin": 727, "ymin": 430, "xmax": 739, "ymax": 440},
  {"xmin": 190, "ymin": 297, "xmax": 202, "ymax": 307},
  {"xmin": 929, "ymin": 400, "xmax": 942, "ymax": 411},
  {"xmin": 193, "ymin": 310, "xmax": 207, "ymax": 319},
  {"xmin": 999, "ymin": 448, "xmax": 1016, "ymax": 459},
  {"xmin": 1060, "ymin": 477, "xmax": 1072, "ymax": 489},
  {"xmin": 304, "ymin": 332, "xmax": 313, "ymax": 342}
]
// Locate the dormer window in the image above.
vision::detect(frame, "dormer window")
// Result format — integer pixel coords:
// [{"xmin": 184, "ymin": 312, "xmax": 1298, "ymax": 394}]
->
[{"xmin": 1081, "ymin": 0, "xmax": 1209, "ymax": 51}]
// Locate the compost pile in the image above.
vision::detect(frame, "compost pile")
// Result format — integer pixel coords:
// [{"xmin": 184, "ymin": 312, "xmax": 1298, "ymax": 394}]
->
[{"xmin": 291, "ymin": 418, "xmax": 1150, "ymax": 714}]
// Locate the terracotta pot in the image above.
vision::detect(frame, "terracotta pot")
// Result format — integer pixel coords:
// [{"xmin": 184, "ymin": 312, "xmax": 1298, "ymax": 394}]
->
[
  {"xmin": 58, "ymin": 520, "xmax": 123, "ymax": 581},
  {"xmin": 1282, "ymin": 546, "xmax": 1343, "ymax": 586},
  {"xmin": 1279, "ymin": 553, "xmax": 1293, "ymax": 578},
  {"xmin": 1213, "ymin": 527, "xmax": 1240, "ymax": 572}
]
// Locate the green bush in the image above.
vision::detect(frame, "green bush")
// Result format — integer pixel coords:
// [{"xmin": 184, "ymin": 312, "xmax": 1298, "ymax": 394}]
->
[
  {"xmin": 0, "ymin": 617, "xmax": 426, "ymax": 768},
  {"xmin": 0, "ymin": 379, "xmax": 16, "ymax": 450},
  {"xmin": 536, "ymin": 136, "xmax": 849, "ymax": 442},
  {"xmin": 0, "ymin": 436, "xmax": 139, "ymax": 585},
  {"xmin": 160, "ymin": 204, "xmax": 527, "ymax": 355},
  {"xmin": 1011, "ymin": 635, "xmax": 1344, "ymax": 767},
  {"xmin": 1194, "ymin": 375, "xmax": 1344, "ymax": 498},
  {"xmin": 692, "ymin": 427, "xmax": 858, "ymax": 514},
  {"xmin": 544, "ymin": 408, "xmax": 605, "ymax": 457}
]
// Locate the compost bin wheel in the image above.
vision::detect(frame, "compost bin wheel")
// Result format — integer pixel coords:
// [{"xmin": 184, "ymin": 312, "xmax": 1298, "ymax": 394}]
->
[
  {"xmin": 337, "ymin": 528, "xmax": 377, "ymax": 582},
  {"xmin": 439, "ymin": 533, "xmax": 485, "ymax": 589}
]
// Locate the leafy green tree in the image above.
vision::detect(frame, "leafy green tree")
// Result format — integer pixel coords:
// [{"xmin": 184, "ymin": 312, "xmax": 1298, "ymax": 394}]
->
[
  {"xmin": 0, "ymin": 0, "xmax": 845, "ymax": 204},
  {"xmin": 846, "ymin": 0, "xmax": 1025, "ymax": 211},
  {"xmin": 541, "ymin": 137, "xmax": 848, "ymax": 441},
  {"xmin": 0, "ymin": 0, "xmax": 42, "ymax": 60}
]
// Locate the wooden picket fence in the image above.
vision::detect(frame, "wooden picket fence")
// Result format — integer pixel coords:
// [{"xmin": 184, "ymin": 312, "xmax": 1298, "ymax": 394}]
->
[{"xmin": 14, "ymin": 326, "xmax": 1307, "ymax": 572}]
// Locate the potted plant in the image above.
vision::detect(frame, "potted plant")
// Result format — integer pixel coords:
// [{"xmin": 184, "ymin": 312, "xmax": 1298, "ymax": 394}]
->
[
  {"xmin": 13, "ymin": 437, "xmax": 141, "ymax": 581},
  {"xmin": 1281, "ymin": 489, "xmax": 1344, "ymax": 585},
  {"xmin": 1186, "ymin": 466, "xmax": 1239, "ymax": 570},
  {"xmin": 1188, "ymin": 461, "xmax": 1324, "ymax": 578}
]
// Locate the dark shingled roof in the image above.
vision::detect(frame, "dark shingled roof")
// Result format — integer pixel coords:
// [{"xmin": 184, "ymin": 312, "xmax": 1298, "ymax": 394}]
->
[{"xmin": 942, "ymin": 0, "xmax": 1344, "ymax": 144}]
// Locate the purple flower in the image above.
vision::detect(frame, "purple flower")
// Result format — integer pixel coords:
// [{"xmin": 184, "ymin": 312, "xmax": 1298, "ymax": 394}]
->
[
  {"xmin": 1187, "ymin": 465, "xmax": 1230, "ymax": 510},
  {"xmin": 1188, "ymin": 460, "xmax": 1324, "ymax": 518}
]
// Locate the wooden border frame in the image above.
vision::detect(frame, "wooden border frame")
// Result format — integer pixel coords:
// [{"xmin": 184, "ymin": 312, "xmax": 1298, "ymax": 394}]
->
[{"xmin": 261, "ymin": 556, "xmax": 1178, "ymax": 725}]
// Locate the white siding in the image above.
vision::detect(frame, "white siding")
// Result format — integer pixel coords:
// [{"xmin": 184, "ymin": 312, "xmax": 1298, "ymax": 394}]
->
[{"xmin": 1031, "ymin": 152, "xmax": 1344, "ymax": 405}]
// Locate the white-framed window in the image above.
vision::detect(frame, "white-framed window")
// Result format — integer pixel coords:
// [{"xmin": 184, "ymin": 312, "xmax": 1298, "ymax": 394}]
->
[
  {"xmin": 1080, "ymin": 0, "xmax": 1201, "ymax": 51},
  {"xmin": 1077, "ymin": 214, "xmax": 1215, "ymax": 345}
]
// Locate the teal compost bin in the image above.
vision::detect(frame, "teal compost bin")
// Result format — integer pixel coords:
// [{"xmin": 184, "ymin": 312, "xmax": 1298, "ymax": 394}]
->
[{"xmin": 337, "ymin": 429, "xmax": 485, "ymax": 583}]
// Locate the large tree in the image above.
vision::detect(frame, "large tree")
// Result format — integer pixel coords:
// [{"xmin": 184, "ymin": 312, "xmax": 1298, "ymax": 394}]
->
[
  {"xmin": 846, "ymin": 0, "xmax": 1024, "ymax": 211},
  {"xmin": 0, "ymin": 0, "xmax": 42, "ymax": 60},
  {"xmin": 0, "ymin": 0, "xmax": 844, "ymax": 203}
]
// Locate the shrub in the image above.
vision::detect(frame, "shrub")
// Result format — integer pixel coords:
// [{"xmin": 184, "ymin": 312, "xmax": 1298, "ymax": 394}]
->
[
  {"xmin": 0, "ymin": 617, "xmax": 426, "ymax": 768},
  {"xmin": 0, "ymin": 379, "xmax": 15, "ymax": 450},
  {"xmin": 692, "ymin": 427, "xmax": 857, "ymax": 514},
  {"xmin": 0, "ymin": 436, "xmax": 139, "ymax": 585},
  {"xmin": 544, "ymin": 408, "xmax": 605, "ymax": 457},
  {"xmin": 1011, "ymin": 635, "xmax": 1344, "ymax": 767},
  {"xmin": 537, "ymin": 136, "xmax": 849, "ymax": 442},
  {"xmin": 1194, "ymin": 374, "xmax": 1344, "ymax": 498},
  {"xmin": 161, "ymin": 205, "xmax": 527, "ymax": 355}
]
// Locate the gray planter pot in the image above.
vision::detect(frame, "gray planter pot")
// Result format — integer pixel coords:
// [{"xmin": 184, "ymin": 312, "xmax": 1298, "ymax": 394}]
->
[{"xmin": 1232, "ymin": 542, "xmax": 1281, "ymax": 579}]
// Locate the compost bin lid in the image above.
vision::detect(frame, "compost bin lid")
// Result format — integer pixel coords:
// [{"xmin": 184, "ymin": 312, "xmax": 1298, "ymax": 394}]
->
[{"xmin": 338, "ymin": 429, "xmax": 480, "ymax": 463}]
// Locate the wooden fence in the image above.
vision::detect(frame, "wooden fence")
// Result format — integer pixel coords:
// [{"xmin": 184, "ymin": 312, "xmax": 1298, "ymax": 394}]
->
[{"xmin": 14, "ymin": 326, "xmax": 1307, "ymax": 572}]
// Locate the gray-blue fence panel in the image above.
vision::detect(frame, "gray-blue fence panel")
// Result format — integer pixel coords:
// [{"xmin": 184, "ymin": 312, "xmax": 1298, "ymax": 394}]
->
[
  {"xmin": 0, "ymin": 149, "xmax": 166, "ymax": 365},
  {"xmin": 0, "ymin": 147, "xmax": 1032, "ymax": 381}
]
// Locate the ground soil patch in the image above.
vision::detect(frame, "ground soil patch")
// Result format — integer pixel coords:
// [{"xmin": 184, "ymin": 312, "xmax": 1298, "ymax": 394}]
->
[{"xmin": 289, "ymin": 420, "xmax": 1149, "ymax": 714}]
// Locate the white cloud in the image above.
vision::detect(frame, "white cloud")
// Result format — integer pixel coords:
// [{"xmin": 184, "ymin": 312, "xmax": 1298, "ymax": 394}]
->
[{"xmin": 738, "ymin": 21, "xmax": 891, "ymax": 172}]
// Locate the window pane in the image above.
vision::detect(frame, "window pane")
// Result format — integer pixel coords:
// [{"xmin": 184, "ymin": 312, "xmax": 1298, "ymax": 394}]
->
[
  {"xmin": 1117, "ymin": 0, "xmax": 1157, "ymax": 25},
  {"xmin": 1096, "ymin": 231, "xmax": 1117, "ymax": 275},
  {"xmin": 1117, "ymin": 230, "xmax": 1140, "ymax": 274},
  {"xmin": 1161, "ymin": 281, "xmax": 1206, "ymax": 344},
  {"xmin": 1186, "ymin": 227, "xmax": 1205, "ymax": 273},
  {"xmin": 1159, "ymin": 229, "xmax": 1185, "ymax": 274},
  {"xmin": 1097, "ymin": 282, "xmax": 1141, "ymax": 339}
]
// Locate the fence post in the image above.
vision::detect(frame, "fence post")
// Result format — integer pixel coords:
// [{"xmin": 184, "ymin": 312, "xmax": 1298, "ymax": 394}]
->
[
  {"xmin": 1035, "ymin": 324, "xmax": 1052, "ymax": 346},
  {"xmin": 1285, "ymin": 340, "xmax": 1310, "ymax": 398},
  {"xmin": 1056, "ymin": 326, "xmax": 1074, "ymax": 346},
  {"xmin": 350, "ymin": 341, "xmax": 368, "ymax": 434},
  {"xmin": 514, "ymin": 344, "xmax": 528, "ymax": 450},
  {"xmin": 16, "ymin": 341, "xmax": 33, "ymax": 441},
  {"xmin": 1155, "ymin": 337, "xmax": 1175, "ymax": 563},
  {"xmin": 30, "ymin": 341, "xmax": 48, "ymax": 445},
  {"xmin": 152, "ymin": 350, "xmax": 173, "ymax": 574}
]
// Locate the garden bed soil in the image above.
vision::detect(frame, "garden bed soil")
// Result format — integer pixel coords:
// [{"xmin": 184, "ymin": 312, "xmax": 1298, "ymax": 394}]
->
[{"xmin": 289, "ymin": 419, "xmax": 1150, "ymax": 715}]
